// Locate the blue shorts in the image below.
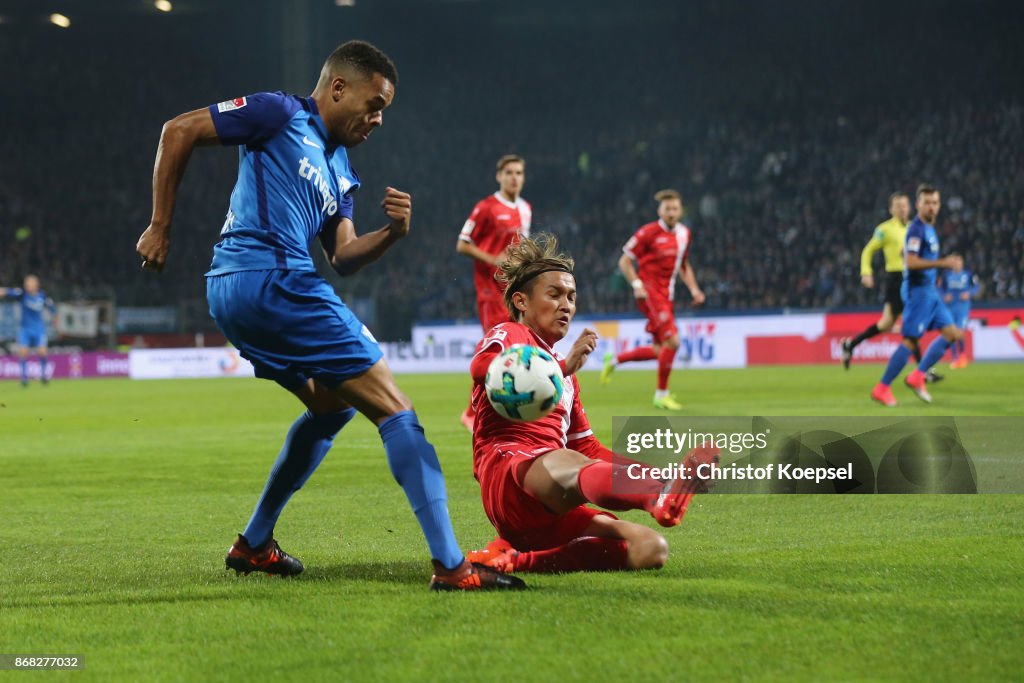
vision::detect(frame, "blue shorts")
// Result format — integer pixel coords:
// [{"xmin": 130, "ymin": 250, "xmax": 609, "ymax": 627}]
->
[
  {"xmin": 901, "ymin": 287, "xmax": 954, "ymax": 339},
  {"xmin": 17, "ymin": 328, "xmax": 47, "ymax": 349},
  {"xmin": 947, "ymin": 302, "xmax": 971, "ymax": 330},
  {"xmin": 207, "ymin": 269, "xmax": 382, "ymax": 391}
]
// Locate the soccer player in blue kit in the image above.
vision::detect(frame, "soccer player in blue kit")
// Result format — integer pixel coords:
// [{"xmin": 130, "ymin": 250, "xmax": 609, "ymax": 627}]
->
[
  {"xmin": 871, "ymin": 185, "xmax": 964, "ymax": 406},
  {"xmin": 1, "ymin": 275, "xmax": 56, "ymax": 387},
  {"xmin": 135, "ymin": 41, "xmax": 524, "ymax": 591},
  {"xmin": 938, "ymin": 265, "xmax": 979, "ymax": 369}
]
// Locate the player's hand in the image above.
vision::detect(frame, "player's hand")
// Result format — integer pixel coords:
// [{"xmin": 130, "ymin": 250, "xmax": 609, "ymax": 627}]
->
[
  {"xmin": 136, "ymin": 223, "xmax": 170, "ymax": 272},
  {"xmin": 861, "ymin": 274, "xmax": 874, "ymax": 289},
  {"xmin": 631, "ymin": 280, "xmax": 647, "ymax": 299},
  {"xmin": 382, "ymin": 187, "xmax": 412, "ymax": 238},
  {"xmin": 690, "ymin": 288, "xmax": 706, "ymax": 306},
  {"xmin": 564, "ymin": 328, "xmax": 598, "ymax": 376},
  {"xmin": 961, "ymin": 292, "xmax": 970, "ymax": 301},
  {"xmin": 944, "ymin": 294, "xmax": 953, "ymax": 303}
]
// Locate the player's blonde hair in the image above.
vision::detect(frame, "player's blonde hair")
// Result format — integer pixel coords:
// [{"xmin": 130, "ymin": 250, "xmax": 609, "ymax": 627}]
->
[
  {"xmin": 654, "ymin": 188, "xmax": 682, "ymax": 204},
  {"xmin": 496, "ymin": 154, "xmax": 525, "ymax": 172},
  {"xmin": 496, "ymin": 234, "xmax": 575, "ymax": 321}
]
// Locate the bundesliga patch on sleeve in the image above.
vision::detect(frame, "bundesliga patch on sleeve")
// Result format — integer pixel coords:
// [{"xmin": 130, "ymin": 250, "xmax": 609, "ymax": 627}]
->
[
  {"xmin": 906, "ymin": 237, "xmax": 922, "ymax": 253},
  {"xmin": 217, "ymin": 97, "xmax": 248, "ymax": 112}
]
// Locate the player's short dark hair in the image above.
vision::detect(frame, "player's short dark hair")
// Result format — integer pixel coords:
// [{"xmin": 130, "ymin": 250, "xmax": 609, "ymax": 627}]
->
[
  {"xmin": 322, "ymin": 40, "xmax": 398, "ymax": 86},
  {"xmin": 889, "ymin": 191, "xmax": 910, "ymax": 205},
  {"xmin": 496, "ymin": 155, "xmax": 525, "ymax": 172},
  {"xmin": 917, "ymin": 183, "xmax": 939, "ymax": 197},
  {"xmin": 497, "ymin": 234, "xmax": 575, "ymax": 321},
  {"xmin": 654, "ymin": 189, "xmax": 682, "ymax": 204}
]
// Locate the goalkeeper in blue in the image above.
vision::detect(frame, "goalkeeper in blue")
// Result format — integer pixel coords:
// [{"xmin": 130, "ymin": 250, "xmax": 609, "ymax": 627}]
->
[
  {"xmin": 871, "ymin": 185, "xmax": 964, "ymax": 407},
  {"xmin": 135, "ymin": 41, "xmax": 523, "ymax": 591},
  {"xmin": 1, "ymin": 275, "xmax": 56, "ymax": 387}
]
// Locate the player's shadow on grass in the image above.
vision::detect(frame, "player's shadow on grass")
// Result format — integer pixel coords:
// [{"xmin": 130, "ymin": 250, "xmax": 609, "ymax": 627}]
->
[{"xmin": 302, "ymin": 560, "xmax": 425, "ymax": 586}]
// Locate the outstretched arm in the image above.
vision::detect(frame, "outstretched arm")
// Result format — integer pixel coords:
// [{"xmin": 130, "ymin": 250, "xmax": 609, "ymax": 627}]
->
[
  {"xmin": 320, "ymin": 187, "xmax": 411, "ymax": 276},
  {"xmin": 136, "ymin": 108, "xmax": 220, "ymax": 271}
]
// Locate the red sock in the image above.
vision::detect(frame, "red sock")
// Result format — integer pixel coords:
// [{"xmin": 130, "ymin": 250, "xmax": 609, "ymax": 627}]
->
[
  {"xmin": 657, "ymin": 346, "xmax": 677, "ymax": 391},
  {"xmin": 617, "ymin": 346, "xmax": 657, "ymax": 363},
  {"xmin": 576, "ymin": 461, "xmax": 662, "ymax": 511},
  {"xmin": 513, "ymin": 537, "xmax": 630, "ymax": 573}
]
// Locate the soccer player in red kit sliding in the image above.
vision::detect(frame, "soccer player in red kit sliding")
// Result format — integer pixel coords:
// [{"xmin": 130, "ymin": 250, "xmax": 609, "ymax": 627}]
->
[
  {"xmin": 466, "ymin": 234, "xmax": 718, "ymax": 574},
  {"xmin": 602, "ymin": 189, "xmax": 705, "ymax": 410},
  {"xmin": 456, "ymin": 155, "xmax": 532, "ymax": 430}
]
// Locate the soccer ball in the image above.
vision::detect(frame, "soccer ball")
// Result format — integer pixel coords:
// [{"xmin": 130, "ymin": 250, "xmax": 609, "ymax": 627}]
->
[{"xmin": 485, "ymin": 344, "xmax": 565, "ymax": 422}]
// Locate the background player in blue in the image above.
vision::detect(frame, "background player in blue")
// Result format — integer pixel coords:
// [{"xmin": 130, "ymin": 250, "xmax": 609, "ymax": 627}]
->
[
  {"xmin": 871, "ymin": 185, "xmax": 964, "ymax": 406},
  {"xmin": 134, "ymin": 41, "xmax": 523, "ymax": 591},
  {"xmin": 0, "ymin": 275, "xmax": 56, "ymax": 387},
  {"xmin": 938, "ymin": 266, "xmax": 979, "ymax": 369}
]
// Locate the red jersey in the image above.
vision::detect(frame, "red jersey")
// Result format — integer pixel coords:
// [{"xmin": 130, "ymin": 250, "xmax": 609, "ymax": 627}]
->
[
  {"xmin": 459, "ymin": 193, "xmax": 532, "ymax": 300},
  {"xmin": 470, "ymin": 322, "xmax": 593, "ymax": 478},
  {"xmin": 622, "ymin": 219, "xmax": 692, "ymax": 301}
]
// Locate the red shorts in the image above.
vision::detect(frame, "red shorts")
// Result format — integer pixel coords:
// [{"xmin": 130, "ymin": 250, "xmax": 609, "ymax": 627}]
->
[
  {"xmin": 477, "ymin": 297, "xmax": 511, "ymax": 334},
  {"xmin": 475, "ymin": 444, "xmax": 616, "ymax": 551},
  {"xmin": 637, "ymin": 295, "xmax": 678, "ymax": 344}
]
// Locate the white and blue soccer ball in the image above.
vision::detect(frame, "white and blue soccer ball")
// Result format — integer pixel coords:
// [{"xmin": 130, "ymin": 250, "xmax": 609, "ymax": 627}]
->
[{"xmin": 485, "ymin": 344, "xmax": 565, "ymax": 422}]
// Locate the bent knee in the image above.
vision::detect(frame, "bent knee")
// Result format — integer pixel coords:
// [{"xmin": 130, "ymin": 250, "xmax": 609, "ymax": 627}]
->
[{"xmin": 628, "ymin": 532, "xmax": 669, "ymax": 570}]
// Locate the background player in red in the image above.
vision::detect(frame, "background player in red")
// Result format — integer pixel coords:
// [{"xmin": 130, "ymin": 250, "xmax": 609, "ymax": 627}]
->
[
  {"xmin": 455, "ymin": 154, "xmax": 532, "ymax": 430},
  {"xmin": 466, "ymin": 234, "xmax": 718, "ymax": 574},
  {"xmin": 602, "ymin": 189, "xmax": 705, "ymax": 410}
]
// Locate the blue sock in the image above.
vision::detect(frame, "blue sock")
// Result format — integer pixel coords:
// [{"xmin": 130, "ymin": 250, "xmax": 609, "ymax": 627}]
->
[
  {"xmin": 951, "ymin": 341, "xmax": 960, "ymax": 361},
  {"xmin": 379, "ymin": 410, "xmax": 463, "ymax": 570},
  {"xmin": 39, "ymin": 356, "xmax": 49, "ymax": 382},
  {"xmin": 958, "ymin": 339, "xmax": 966, "ymax": 355},
  {"xmin": 19, "ymin": 359, "xmax": 28, "ymax": 385},
  {"xmin": 243, "ymin": 408, "xmax": 356, "ymax": 548},
  {"xmin": 919, "ymin": 337, "xmax": 951, "ymax": 373},
  {"xmin": 881, "ymin": 345, "xmax": 913, "ymax": 385}
]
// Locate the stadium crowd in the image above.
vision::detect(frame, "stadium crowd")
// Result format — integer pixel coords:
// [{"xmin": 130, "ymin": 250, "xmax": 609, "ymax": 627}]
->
[{"xmin": 1, "ymin": 0, "xmax": 1020, "ymax": 338}]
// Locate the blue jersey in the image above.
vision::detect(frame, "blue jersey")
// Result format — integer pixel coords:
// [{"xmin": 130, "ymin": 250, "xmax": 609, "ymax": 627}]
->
[
  {"xmin": 206, "ymin": 92, "xmax": 359, "ymax": 276},
  {"xmin": 3, "ymin": 289, "xmax": 53, "ymax": 332},
  {"xmin": 903, "ymin": 216, "xmax": 941, "ymax": 290},
  {"xmin": 939, "ymin": 269, "xmax": 979, "ymax": 300}
]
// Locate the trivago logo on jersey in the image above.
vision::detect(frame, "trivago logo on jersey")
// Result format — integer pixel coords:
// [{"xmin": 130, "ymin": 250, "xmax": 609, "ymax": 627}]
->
[
  {"xmin": 679, "ymin": 322, "xmax": 715, "ymax": 362},
  {"xmin": 298, "ymin": 157, "xmax": 339, "ymax": 216}
]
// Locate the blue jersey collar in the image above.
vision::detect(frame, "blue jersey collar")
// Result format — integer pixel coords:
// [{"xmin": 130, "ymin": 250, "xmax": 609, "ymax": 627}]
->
[{"xmin": 302, "ymin": 97, "xmax": 337, "ymax": 150}]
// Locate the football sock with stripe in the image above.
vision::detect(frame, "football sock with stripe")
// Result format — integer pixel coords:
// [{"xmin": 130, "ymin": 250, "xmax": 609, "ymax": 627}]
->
[
  {"xmin": 379, "ymin": 410, "xmax": 464, "ymax": 570},
  {"xmin": 243, "ymin": 407, "xmax": 356, "ymax": 549}
]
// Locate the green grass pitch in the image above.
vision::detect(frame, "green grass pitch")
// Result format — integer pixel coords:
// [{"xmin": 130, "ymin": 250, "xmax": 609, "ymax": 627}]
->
[{"xmin": 3, "ymin": 362, "xmax": 1023, "ymax": 681}]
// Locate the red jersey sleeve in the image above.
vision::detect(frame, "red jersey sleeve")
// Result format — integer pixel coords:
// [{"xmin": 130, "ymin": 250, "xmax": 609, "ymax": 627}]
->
[
  {"xmin": 623, "ymin": 226, "xmax": 647, "ymax": 260},
  {"xmin": 459, "ymin": 199, "xmax": 491, "ymax": 245},
  {"xmin": 470, "ymin": 323, "xmax": 535, "ymax": 382}
]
